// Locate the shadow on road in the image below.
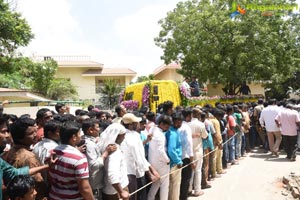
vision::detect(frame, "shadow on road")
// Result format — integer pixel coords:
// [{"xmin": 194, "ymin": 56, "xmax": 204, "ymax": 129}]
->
[
  {"xmin": 250, "ymin": 153, "xmax": 295, "ymax": 162},
  {"xmin": 249, "ymin": 153, "xmax": 271, "ymax": 159},
  {"xmin": 264, "ymin": 158, "xmax": 291, "ymax": 162}
]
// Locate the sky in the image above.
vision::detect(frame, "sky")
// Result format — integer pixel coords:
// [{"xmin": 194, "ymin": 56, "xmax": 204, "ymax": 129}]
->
[
  {"xmin": 15, "ymin": 0, "xmax": 300, "ymax": 77},
  {"xmin": 15, "ymin": 0, "xmax": 182, "ymax": 76}
]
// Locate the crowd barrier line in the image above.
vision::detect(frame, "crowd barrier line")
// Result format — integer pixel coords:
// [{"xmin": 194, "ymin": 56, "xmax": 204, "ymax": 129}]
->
[{"xmin": 128, "ymin": 131, "xmax": 239, "ymax": 197}]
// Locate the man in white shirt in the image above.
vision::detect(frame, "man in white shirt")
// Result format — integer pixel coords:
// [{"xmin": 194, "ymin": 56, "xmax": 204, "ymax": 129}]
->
[
  {"xmin": 259, "ymin": 99, "xmax": 282, "ymax": 156},
  {"xmin": 179, "ymin": 108, "xmax": 194, "ymax": 200},
  {"xmin": 99, "ymin": 123, "xmax": 129, "ymax": 200},
  {"xmin": 188, "ymin": 108, "xmax": 208, "ymax": 196},
  {"xmin": 275, "ymin": 104, "xmax": 300, "ymax": 161},
  {"xmin": 181, "ymin": 77, "xmax": 191, "ymax": 97},
  {"xmin": 121, "ymin": 113, "xmax": 159, "ymax": 200},
  {"xmin": 148, "ymin": 115, "xmax": 171, "ymax": 200}
]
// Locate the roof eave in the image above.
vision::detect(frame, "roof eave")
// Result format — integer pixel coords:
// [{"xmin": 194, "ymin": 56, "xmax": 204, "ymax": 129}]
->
[
  {"xmin": 82, "ymin": 73, "xmax": 136, "ymax": 77},
  {"xmin": 58, "ymin": 65, "xmax": 103, "ymax": 68}
]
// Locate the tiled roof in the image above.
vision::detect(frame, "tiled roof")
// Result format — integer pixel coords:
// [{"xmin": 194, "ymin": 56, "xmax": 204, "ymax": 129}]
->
[
  {"xmin": 82, "ymin": 68, "xmax": 137, "ymax": 76},
  {"xmin": 153, "ymin": 63, "xmax": 181, "ymax": 75},
  {"xmin": 102, "ymin": 68, "xmax": 136, "ymax": 74}
]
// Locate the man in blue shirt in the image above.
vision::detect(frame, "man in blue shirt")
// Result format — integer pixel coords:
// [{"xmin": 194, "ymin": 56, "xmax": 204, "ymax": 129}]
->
[
  {"xmin": 166, "ymin": 112, "xmax": 183, "ymax": 200},
  {"xmin": 190, "ymin": 77, "xmax": 200, "ymax": 97}
]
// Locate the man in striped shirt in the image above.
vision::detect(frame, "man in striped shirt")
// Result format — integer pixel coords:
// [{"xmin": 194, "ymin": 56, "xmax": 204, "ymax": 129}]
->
[{"xmin": 48, "ymin": 121, "xmax": 94, "ymax": 200}]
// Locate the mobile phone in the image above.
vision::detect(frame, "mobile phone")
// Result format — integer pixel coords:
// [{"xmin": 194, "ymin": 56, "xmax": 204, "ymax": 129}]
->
[{"xmin": 77, "ymin": 139, "xmax": 86, "ymax": 147}]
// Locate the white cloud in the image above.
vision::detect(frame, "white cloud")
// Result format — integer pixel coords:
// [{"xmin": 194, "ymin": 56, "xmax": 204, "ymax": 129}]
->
[
  {"xmin": 16, "ymin": 0, "xmax": 83, "ymax": 55},
  {"xmin": 15, "ymin": 0, "xmax": 178, "ymax": 76},
  {"xmin": 114, "ymin": 5, "xmax": 169, "ymax": 47},
  {"xmin": 112, "ymin": 4, "xmax": 174, "ymax": 75}
]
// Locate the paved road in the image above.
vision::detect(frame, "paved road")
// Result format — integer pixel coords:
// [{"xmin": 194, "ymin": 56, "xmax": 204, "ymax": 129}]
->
[{"xmin": 188, "ymin": 148, "xmax": 300, "ymax": 200}]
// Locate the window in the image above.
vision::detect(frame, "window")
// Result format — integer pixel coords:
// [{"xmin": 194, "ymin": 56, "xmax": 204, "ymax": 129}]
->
[{"xmin": 125, "ymin": 92, "xmax": 134, "ymax": 100}]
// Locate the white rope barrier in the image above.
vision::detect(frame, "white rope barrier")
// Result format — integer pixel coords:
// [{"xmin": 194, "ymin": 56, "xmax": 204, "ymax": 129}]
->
[{"xmin": 129, "ymin": 131, "xmax": 239, "ymax": 197}]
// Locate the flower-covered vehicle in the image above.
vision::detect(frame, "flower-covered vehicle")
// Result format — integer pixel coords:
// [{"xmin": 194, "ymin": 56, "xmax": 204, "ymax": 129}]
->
[
  {"xmin": 120, "ymin": 80, "xmax": 181, "ymax": 112},
  {"xmin": 120, "ymin": 80, "xmax": 264, "ymax": 111}
]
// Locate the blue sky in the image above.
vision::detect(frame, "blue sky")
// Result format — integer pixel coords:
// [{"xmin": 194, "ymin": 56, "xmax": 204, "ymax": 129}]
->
[
  {"xmin": 16, "ymin": 0, "xmax": 181, "ymax": 76},
  {"xmin": 16, "ymin": 0, "xmax": 300, "ymax": 77}
]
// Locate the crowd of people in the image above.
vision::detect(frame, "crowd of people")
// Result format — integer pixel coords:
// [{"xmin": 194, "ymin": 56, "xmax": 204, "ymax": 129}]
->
[{"xmin": 0, "ymin": 98, "xmax": 299, "ymax": 200}]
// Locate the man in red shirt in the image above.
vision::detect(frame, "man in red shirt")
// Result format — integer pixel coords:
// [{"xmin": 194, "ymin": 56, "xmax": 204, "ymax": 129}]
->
[
  {"xmin": 48, "ymin": 121, "xmax": 94, "ymax": 200},
  {"xmin": 227, "ymin": 105, "xmax": 238, "ymax": 165},
  {"xmin": 35, "ymin": 108, "xmax": 53, "ymax": 143}
]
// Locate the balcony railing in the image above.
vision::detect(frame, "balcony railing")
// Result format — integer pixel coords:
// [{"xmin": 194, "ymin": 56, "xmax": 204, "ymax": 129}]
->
[{"xmin": 33, "ymin": 55, "xmax": 91, "ymax": 62}]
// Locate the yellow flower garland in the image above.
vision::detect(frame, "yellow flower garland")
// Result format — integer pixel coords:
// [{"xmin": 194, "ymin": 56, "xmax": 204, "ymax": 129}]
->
[{"xmin": 124, "ymin": 80, "xmax": 181, "ymax": 112}]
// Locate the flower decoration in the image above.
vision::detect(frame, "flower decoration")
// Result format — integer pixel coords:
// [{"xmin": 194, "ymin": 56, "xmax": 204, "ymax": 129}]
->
[
  {"xmin": 119, "ymin": 89, "xmax": 125, "ymax": 104},
  {"xmin": 186, "ymin": 94, "xmax": 264, "ymax": 107},
  {"xmin": 142, "ymin": 85, "xmax": 150, "ymax": 107},
  {"xmin": 180, "ymin": 84, "xmax": 191, "ymax": 99},
  {"xmin": 121, "ymin": 100, "xmax": 139, "ymax": 111}
]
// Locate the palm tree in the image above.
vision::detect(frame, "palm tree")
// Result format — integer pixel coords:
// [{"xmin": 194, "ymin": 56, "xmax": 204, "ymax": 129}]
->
[
  {"xmin": 99, "ymin": 79, "xmax": 123, "ymax": 109},
  {"xmin": 136, "ymin": 74, "xmax": 154, "ymax": 83}
]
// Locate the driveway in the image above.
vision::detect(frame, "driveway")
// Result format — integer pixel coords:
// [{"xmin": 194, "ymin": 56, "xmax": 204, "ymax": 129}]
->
[{"xmin": 188, "ymin": 148, "xmax": 300, "ymax": 200}]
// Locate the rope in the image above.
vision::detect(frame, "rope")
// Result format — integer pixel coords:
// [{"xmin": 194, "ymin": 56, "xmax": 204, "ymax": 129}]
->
[{"xmin": 129, "ymin": 131, "xmax": 239, "ymax": 197}]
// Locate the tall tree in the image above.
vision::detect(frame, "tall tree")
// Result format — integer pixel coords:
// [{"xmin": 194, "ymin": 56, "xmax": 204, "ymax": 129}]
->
[
  {"xmin": 0, "ymin": 0, "xmax": 33, "ymax": 73},
  {"xmin": 155, "ymin": 0, "xmax": 300, "ymax": 95}
]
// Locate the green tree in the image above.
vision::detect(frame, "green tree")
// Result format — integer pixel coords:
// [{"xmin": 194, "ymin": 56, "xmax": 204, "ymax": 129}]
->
[
  {"xmin": 0, "ymin": 0, "xmax": 34, "ymax": 73},
  {"xmin": 0, "ymin": 57, "xmax": 36, "ymax": 89},
  {"xmin": 99, "ymin": 79, "xmax": 123, "ymax": 109},
  {"xmin": 0, "ymin": 57, "xmax": 79, "ymax": 100},
  {"xmin": 47, "ymin": 78, "xmax": 78, "ymax": 100},
  {"xmin": 155, "ymin": 0, "xmax": 300, "ymax": 95},
  {"xmin": 136, "ymin": 74, "xmax": 154, "ymax": 83},
  {"xmin": 265, "ymin": 70, "xmax": 300, "ymax": 99},
  {"xmin": 28, "ymin": 59, "xmax": 58, "ymax": 96}
]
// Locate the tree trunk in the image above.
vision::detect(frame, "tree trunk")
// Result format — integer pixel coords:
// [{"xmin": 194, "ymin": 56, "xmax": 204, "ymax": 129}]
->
[{"xmin": 223, "ymin": 82, "xmax": 240, "ymax": 95}]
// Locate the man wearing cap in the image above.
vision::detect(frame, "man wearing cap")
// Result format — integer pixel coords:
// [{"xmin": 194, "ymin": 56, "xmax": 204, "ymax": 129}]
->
[{"xmin": 121, "ymin": 113, "xmax": 159, "ymax": 200}]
